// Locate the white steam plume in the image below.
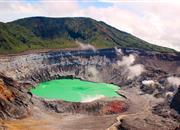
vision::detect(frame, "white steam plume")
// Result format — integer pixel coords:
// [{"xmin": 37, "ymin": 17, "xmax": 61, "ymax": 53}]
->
[
  {"xmin": 76, "ymin": 41, "xmax": 96, "ymax": 51},
  {"xmin": 117, "ymin": 54, "xmax": 145, "ymax": 79},
  {"xmin": 142, "ymin": 80, "xmax": 155, "ymax": 86},
  {"xmin": 167, "ymin": 76, "xmax": 180, "ymax": 86},
  {"xmin": 115, "ymin": 47, "xmax": 123, "ymax": 55},
  {"xmin": 117, "ymin": 54, "xmax": 135, "ymax": 66},
  {"xmin": 128, "ymin": 64, "xmax": 145, "ymax": 79},
  {"xmin": 87, "ymin": 66, "xmax": 101, "ymax": 82}
]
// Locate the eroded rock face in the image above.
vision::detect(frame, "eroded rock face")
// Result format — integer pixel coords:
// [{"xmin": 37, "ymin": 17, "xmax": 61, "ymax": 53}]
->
[
  {"xmin": 0, "ymin": 48, "xmax": 179, "ymax": 85},
  {"xmin": 0, "ymin": 79, "xmax": 14, "ymax": 101},
  {"xmin": 0, "ymin": 73, "xmax": 31, "ymax": 119},
  {"xmin": 117, "ymin": 117, "xmax": 180, "ymax": 130},
  {"xmin": 38, "ymin": 99, "xmax": 128, "ymax": 115},
  {"xmin": 0, "ymin": 49, "xmax": 117, "ymax": 83},
  {"xmin": 0, "ymin": 48, "xmax": 180, "ymax": 129},
  {"xmin": 170, "ymin": 87, "xmax": 180, "ymax": 114}
]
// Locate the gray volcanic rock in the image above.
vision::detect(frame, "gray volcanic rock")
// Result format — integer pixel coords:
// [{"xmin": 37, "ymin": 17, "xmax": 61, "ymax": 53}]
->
[
  {"xmin": 0, "ymin": 48, "xmax": 179, "ymax": 85},
  {"xmin": 40, "ymin": 99, "xmax": 128, "ymax": 115},
  {"xmin": 170, "ymin": 87, "xmax": 180, "ymax": 114},
  {"xmin": 0, "ymin": 49, "xmax": 118, "ymax": 83},
  {"xmin": 0, "ymin": 48, "xmax": 180, "ymax": 129}
]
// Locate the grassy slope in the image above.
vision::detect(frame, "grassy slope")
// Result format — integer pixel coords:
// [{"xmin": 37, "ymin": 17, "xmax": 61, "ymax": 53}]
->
[{"xmin": 0, "ymin": 17, "xmax": 176, "ymax": 54}]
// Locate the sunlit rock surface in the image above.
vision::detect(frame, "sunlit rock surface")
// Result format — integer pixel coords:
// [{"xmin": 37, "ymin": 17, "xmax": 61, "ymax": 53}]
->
[{"xmin": 0, "ymin": 48, "xmax": 180, "ymax": 130}]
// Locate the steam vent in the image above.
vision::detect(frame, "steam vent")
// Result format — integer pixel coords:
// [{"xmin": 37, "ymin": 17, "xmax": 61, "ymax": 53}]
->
[{"xmin": 0, "ymin": 17, "xmax": 180, "ymax": 130}]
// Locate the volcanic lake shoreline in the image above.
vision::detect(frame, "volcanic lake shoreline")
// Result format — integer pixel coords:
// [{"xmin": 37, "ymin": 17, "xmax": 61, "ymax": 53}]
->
[{"xmin": 0, "ymin": 47, "xmax": 180, "ymax": 130}]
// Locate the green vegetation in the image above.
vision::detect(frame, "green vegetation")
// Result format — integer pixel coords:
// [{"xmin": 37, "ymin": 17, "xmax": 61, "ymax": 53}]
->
[{"xmin": 0, "ymin": 17, "xmax": 175, "ymax": 54}]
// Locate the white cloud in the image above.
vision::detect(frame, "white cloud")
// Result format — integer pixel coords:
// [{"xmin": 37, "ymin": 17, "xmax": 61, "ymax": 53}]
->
[
  {"xmin": 0, "ymin": 0, "xmax": 179, "ymax": 51},
  {"xmin": 0, "ymin": 0, "xmax": 79, "ymax": 21}
]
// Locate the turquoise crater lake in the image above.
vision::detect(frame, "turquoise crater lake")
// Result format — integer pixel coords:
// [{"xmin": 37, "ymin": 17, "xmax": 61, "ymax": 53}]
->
[{"xmin": 31, "ymin": 79, "xmax": 120, "ymax": 102}]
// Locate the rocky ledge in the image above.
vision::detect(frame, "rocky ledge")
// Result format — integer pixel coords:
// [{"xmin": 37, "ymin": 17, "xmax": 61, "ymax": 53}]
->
[
  {"xmin": 0, "ymin": 47, "xmax": 180, "ymax": 130},
  {"xmin": 170, "ymin": 87, "xmax": 180, "ymax": 114},
  {"xmin": 0, "ymin": 73, "xmax": 31, "ymax": 119}
]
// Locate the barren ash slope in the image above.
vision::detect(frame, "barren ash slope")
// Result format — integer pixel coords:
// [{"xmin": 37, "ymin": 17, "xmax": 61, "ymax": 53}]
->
[{"xmin": 0, "ymin": 17, "xmax": 180, "ymax": 130}]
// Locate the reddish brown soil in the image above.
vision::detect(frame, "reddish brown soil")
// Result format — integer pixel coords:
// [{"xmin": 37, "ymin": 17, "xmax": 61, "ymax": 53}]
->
[
  {"xmin": 0, "ymin": 79, "xmax": 14, "ymax": 101},
  {"xmin": 102, "ymin": 101, "xmax": 128, "ymax": 115}
]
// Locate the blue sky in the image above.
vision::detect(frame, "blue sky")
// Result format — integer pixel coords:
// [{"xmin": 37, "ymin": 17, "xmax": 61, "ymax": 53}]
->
[
  {"xmin": 23, "ymin": 0, "xmax": 113, "ymax": 8},
  {"xmin": 0, "ymin": 0, "xmax": 180, "ymax": 51},
  {"xmin": 77, "ymin": 0, "xmax": 113, "ymax": 8}
]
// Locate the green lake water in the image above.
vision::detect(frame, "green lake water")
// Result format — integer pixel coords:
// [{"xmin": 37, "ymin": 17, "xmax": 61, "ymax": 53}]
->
[{"xmin": 31, "ymin": 79, "xmax": 120, "ymax": 102}]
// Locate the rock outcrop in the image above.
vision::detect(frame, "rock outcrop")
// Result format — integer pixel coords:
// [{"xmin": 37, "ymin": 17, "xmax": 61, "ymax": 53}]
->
[
  {"xmin": 170, "ymin": 87, "xmax": 180, "ymax": 114},
  {"xmin": 39, "ymin": 99, "xmax": 128, "ymax": 115},
  {"xmin": 0, "ymin": 73, "xmax": 31, "ymax": 119},
  {"xmin": 0, "ymin": 48, "xmax": 179, "ymax": 85},
  {"xmin": 0, "ymin": 48, "xmax": 180, "ymax": 130}
]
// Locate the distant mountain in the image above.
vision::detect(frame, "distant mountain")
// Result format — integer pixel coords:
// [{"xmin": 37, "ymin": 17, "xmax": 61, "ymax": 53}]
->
[{"xmin": 0, "ymin": 17, "xmax": 175, "ymax": 54}]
